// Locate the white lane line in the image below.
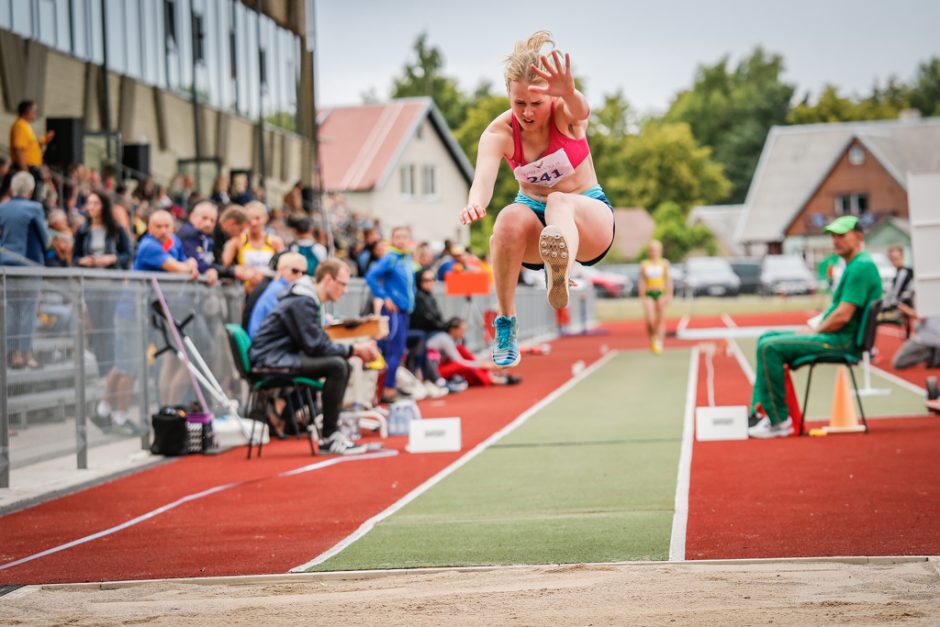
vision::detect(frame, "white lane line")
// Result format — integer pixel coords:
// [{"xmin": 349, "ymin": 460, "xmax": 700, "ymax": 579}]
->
[
  {"xmin": 677, "ymin": 315, "xmax": 690, "ymax": 335},
  {"xmin": 721, "ymin": 314, "xmax": 756, "ymax": 384},
  {"xmin": 870, "ymin": 365, "xmax": 927, "ymax": 396},
  {"xmin": 292, "ymin": 350, "xmax": 620, "ymax": 572},
  {"xmin": 0, "ymin": 450, "xmax": 398, "ymax": 572},
  {"xmin": 669, "ymin": 346, "xmax": 699, "ymax": 562}
]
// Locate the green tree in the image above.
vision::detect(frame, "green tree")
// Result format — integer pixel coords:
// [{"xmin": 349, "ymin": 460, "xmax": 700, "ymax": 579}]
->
[
  {"xmin": 391, "ymin": 31, "xmax": 469, "ymax": 129},
  {"xmin": 788, "ymin": 81, "xmax": 909, "ymax": 124},
  {"xmin": 650, "ymin": 201, "xmax": 716, "ymax": 262},
  {"xmin": 910, "ymin": 57, "xmax": 940, "ymax": 116},
  {"xmin": 665, "ymin": 48, "xmax": 794, "ymax": 203},
  {"xmin": 606, "ymin": 120, "xmax": 731, "ymax": 212}
]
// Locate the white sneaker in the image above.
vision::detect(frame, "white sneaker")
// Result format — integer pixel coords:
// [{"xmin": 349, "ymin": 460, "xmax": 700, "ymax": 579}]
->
[
  {"xmin": 748, "ymin": 416, "xmax": 794, "ymax": 439},
  {"xmin": 320, "ymin": 430, "xmax": 368, "ymax": 455},
  {"xmin": 424, "ymin": 380, "xmax": 449, "ymax": 398},
  {"xmin": 96, "ymin": 400, "xmax": 112, "ymax": 418}
]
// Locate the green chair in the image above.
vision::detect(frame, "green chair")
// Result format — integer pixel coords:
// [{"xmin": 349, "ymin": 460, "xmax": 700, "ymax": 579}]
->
[
  {"xmin": 224, "ymin": 324, "xmax": 323, "ymax": 459},
  {"xmin": 791, "ymin": 299, "xmax": 882, "ymax": 435}
]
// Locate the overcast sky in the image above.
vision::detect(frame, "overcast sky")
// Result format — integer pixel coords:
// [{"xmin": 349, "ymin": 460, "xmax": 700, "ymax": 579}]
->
[{"xmin": 313, "ymin": 0, "xmax": 939, "ymax": 115}]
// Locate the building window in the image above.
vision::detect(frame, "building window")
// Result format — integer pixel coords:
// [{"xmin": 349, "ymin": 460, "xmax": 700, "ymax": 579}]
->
[
  {"xmin": 421, "ymin": 164, "xmax": 437, "ymax": 197},
  {"xmin": 400, "ymin": 164, "xmax": 415, "ymax": 196},
  {"xmin": 848, "ymin": 146, "xmax": 865, "ymax": 166},
  {"xmin": 835, "ymin": 193, "xmax": 869, "ymax": 216}
]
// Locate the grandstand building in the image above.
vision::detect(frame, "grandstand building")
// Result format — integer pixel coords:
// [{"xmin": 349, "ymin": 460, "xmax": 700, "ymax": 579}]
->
[{"xmin": 0, "ymin": 0, "xmax": 318, "ymax": 201}]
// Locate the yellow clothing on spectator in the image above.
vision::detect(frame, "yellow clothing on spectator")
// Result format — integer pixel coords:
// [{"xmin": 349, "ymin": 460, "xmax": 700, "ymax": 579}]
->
[{"xmin": 10, "ymin": 118, "xmax": 43, "ymax": 167}]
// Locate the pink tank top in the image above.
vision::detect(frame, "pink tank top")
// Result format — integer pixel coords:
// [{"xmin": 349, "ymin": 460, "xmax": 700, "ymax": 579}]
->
[{"xmin": 506, "ymin": 101, "xmax": 591, "ymax": 171}]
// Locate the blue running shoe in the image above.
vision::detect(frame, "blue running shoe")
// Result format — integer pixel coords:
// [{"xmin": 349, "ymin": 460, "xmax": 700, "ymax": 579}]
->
[{"xmin": 492, "ymin": 315, "xmax": 521, "ymax": 368}]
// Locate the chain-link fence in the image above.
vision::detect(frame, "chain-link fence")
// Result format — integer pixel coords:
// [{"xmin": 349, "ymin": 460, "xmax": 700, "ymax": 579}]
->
[{"xmin": 1, "ymin": 267, "xmax": 596, "ymax": 488}]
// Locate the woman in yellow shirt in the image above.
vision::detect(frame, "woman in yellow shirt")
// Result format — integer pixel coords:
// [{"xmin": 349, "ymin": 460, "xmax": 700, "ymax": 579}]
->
[
  {"xmin": 222, "ymin": 201, "xmax": 285, "ymax": 290},
  {"xmin": 639, "ymin": 240, "xmax": 672, "ymax": 354}
]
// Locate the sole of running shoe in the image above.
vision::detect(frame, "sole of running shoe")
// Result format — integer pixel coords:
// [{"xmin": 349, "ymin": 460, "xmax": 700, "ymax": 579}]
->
[{"xmin": 539, "ymin": 225, "xmax": 570, "ymax": 309}]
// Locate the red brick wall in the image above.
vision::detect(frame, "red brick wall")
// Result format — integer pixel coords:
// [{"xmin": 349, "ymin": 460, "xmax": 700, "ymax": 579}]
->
[{"xmin": 786, "ymin": 139, "xmax": 908, "ymax": 236}]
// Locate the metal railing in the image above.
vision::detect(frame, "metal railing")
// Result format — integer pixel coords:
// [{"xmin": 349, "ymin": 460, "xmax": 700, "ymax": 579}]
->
[{"xmin": 0, "ymin": 267, "xmax": 596, "ymax": 488}]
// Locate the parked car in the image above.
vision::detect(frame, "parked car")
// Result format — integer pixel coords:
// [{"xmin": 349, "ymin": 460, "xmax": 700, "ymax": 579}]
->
[
  {"xmin": 576, "ymin": 265, "xmax": 630, "ymax": 298},
  {"xmin": 760, "ymin": 254, "xmax": 817, "ymax": 296},
  {"xmin": 830, "ymin": 251, "xmax": 896, "ymax": 293},
  {"xmin": 682, "ymin": 257, "xmax": 740, "ymax": 297},
  {"xmin": 729, "ymin": 257, "xmax": 762, "ymax": 295},
  {"xmin": 601, "ymin": 263, "xmax": 641, "ymax": 296}
]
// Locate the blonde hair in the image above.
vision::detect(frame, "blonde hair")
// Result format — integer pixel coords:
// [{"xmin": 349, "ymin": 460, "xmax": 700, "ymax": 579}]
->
[{"xmin": 504, "ymin": 30, "xmax": 555, "ymax": 89}]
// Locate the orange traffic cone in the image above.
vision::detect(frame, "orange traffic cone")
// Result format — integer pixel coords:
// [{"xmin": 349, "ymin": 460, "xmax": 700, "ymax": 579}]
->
[
  {"xmin": 824, "ymin": 366, "xmax": 866, "ymax": 434},
  {"xmin": 783, "ymin": 366, "xmax": 803, "ymax": 436}
]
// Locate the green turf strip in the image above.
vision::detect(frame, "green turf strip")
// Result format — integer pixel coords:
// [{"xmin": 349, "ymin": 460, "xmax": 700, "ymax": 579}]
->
[
  {"xmin": 311, "ymin": 349, "xmax": 689, "ymax": 571},
  {"xmin": 735, "ymin": 337, "xmax": 926, "ymax": 419}
]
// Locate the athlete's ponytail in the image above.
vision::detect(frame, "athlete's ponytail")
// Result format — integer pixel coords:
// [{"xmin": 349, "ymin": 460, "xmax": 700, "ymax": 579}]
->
[{"xmin": 504, "ymin": 30, "xmax": 555, "ymax": 89}]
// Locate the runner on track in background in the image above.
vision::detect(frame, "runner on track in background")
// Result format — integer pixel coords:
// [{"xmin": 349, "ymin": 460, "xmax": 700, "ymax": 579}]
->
[
  {"xmin": 459, "ymin": 30, "xmax": 615, "ymax": 368},
  {"xmin": 639, "ymin": 240, "xmax": 672, "ymax": 355}
]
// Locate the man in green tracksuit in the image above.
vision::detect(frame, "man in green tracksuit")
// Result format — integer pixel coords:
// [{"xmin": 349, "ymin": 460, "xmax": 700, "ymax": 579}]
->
[{"xmin": 749, "ymin": 216, "xmax": 883, "ymax": 438}]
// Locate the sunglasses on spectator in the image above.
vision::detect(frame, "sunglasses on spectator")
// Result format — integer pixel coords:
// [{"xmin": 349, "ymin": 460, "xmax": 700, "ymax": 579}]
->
[{"xmin": 288, "ymin": 267, "xmax": 306, "ymax": 275}]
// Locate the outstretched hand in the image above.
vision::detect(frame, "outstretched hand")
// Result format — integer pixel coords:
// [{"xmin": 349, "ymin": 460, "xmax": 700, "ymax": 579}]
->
[
  {"xmin": 529, "ymin": 51, "xmax": 575, "ymax": 98},
  {"xmin": 459, "ymin": 203, "xmax": 487, "ymax": 225}
]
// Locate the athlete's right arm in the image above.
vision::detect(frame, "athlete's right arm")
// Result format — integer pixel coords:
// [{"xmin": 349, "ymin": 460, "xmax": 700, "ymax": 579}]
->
[{"xmin": 460, "ymin": 124, "xmax": 509, "ymax": 225}]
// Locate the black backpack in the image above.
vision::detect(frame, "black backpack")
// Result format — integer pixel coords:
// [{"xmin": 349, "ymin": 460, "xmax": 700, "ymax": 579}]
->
[{"xmin": 150, "ymin": 406, "xmax": 189, "ymax": 456}]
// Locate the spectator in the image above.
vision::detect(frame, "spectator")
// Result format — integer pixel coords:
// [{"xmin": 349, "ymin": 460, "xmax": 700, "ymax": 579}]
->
[
  {"xmin": 45, "ymin": 230, "xmax": 73, "ymax": 267},
  {"xmin": 177, "ymin": 200, "xmax": 222, "ymax": 286},
  {"xmin": 210, "ymin": 175, "xmax": 230, "ymax": 205},
  {"xmin": 356, "ymin": 226, "xmax": 382, "ymax": 276},
  {"xmin": 46, "ymin": 208, "xmax": 70, "ymax": 234},
  {"xmin": 282, "ymin": 181, "xmax": 303, "ymax": 213},
  {"xmin": 427, "ymin": 318, "xmax": 520, "ymax": 387},
  {"xmin": 267, "ymin": 204, "xmax": 294, "ymax": 246},
  {"xmin": 230, "ymin": 172, "xmax": 252, "ymax": 205},
  {"xmin": 879, "ymin": 245, "xmax": 914, "ymax": 324},
  {"xmin": 249, "ymin": 259, "xmax": 380, "ymax": 454},
  {"xmin": 366, "ymin": 226, "xmax": 416, "ymax": 403},
  {"xmin": 7, "ymin": 100, "xmax": 54, "ymax": 201},
  {"xmin": 748, "ymin": 215, "xmax": 882, "ymax": 438},
  {"xmin": 407, "ymin": 268, "xmax": 447, "ymax": 386},
  {"xmin": 289, "ymin": 217, "xmax": 326, "ymax": 277},
  {"xmin": 213, "ymin": 204, "xmax": 248, "ymax": 263},
  {"xmin": 414, "ymin": 241, "xmax": 436, "ymax": 274},
  {"xmin": 892, "ymin": 300, "xmax": 940, "ymax": 370},
  {"xmin": 0, "ymin": 171, "xmax": 49, "ymax": 369},
  {"xmin": 222, "ymin": 200, "xmax": 285, "ymax": 290},
  {"xmin": 73, "ymin": 191, "xmax": 132, "ymax": 270},
  {"xmin": 247, "ymin": 252, "xmax": 307, "ymax": 338},
  {"xmin": 103, "ymin": 210, "xmax": 199, "ymax": 435}
]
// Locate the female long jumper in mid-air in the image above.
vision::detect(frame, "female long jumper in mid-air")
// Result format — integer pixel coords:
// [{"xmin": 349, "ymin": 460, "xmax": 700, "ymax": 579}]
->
[{"xmin": 459, "ymin": 30, "xmax": 616, "ymax": 368}]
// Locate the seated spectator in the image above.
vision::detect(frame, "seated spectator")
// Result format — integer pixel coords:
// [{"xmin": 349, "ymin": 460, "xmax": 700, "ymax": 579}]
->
[
  {"xmin": 45, "ymin": 230, "xmax": 73, "ymax": 267},
  {"xmin": 249, "ymin": 259, "xmax": 380, "ymax": 454},
  {"xmin": 290, "ymin": 217, "xmax": 327, "ymax": 276},
  {"xmin": 0, "ymin": 171, "xmax": 49, "ymax": 369},
  {"xmin": 222, "ymin": 200, "xmax": 285, "ymax": 290},
  {"xmin": 46, "ymin": 208, "xmax": 70, "ymax": 234},
  {"xmin": 247, "ymin": 252, "xmax": 307, "ymax": 338},
  {"xmin": 73, "ymin": 191, "xmax": 132, "ymax": 270},
  {"xmin": 366, "ymin": 226, "xmax": 416, "ymax": 403},
  {"xmin": 210, "ymin": 174, "xmax": 230, "ymax": 205},
  {"xmin": 748, "ymin": 216, "xmax": 882, "ymax": 438},
  {"xmin": 892, "ymin": 300, "xmax": 940, "ymax": 369},
  {"xmin": 427, "ymin": 318, "xmax": 520, "ymax": 387}
]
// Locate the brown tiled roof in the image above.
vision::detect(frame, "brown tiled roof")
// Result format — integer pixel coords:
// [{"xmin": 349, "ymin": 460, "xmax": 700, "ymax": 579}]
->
[{"xmin": 317, "ymin": 97, "xmax": 473, "ymax": 192}]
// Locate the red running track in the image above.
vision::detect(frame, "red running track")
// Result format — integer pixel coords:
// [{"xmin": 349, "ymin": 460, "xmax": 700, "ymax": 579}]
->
[
  {"xmin": 685, "ymin": 327, "xmax": 940, "ymax": 559},
  {"xmin": 1, "ymin": 325, "xmax": 650, "ymax": 585}
]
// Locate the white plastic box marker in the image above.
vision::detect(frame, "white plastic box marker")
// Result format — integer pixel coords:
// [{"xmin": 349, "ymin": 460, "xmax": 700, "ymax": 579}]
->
[
  {"xmin": 695, "ymin": 406, "xmax": 749, "ymax": 441},
  {"xmin": 407, "ymin": 417, "xmax": 462, "ymax": 453}
]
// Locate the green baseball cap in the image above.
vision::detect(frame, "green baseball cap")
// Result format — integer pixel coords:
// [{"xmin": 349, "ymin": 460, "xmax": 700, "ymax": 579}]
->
[{"xmin": 824, "ymin": 215, "xmax": 862, "ymax": 234}]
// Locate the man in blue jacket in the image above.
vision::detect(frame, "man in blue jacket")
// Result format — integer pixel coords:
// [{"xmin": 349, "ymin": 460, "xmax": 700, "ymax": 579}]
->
[
  {"xmin": 0, "ymin": 171, "xmax": 48, "ymax": 368},
  {"xmin": 365, "ymin": 226, "xmax": 415, "ymax": 403},
  {"xmin": 251, "ymin": 259, "xmax": 380, "ymax": 454}
]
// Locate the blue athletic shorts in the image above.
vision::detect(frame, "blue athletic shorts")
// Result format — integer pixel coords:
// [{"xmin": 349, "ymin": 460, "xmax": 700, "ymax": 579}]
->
[{"xmin": 513, "ymin": 185, "xmax": 616, "ymax": 270}]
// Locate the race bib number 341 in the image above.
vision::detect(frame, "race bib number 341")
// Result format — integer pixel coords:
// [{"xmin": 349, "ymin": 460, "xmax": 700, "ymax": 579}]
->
[{"xmin": 513, "ymin": 148, "xmax": 576, "ymax": 188}]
